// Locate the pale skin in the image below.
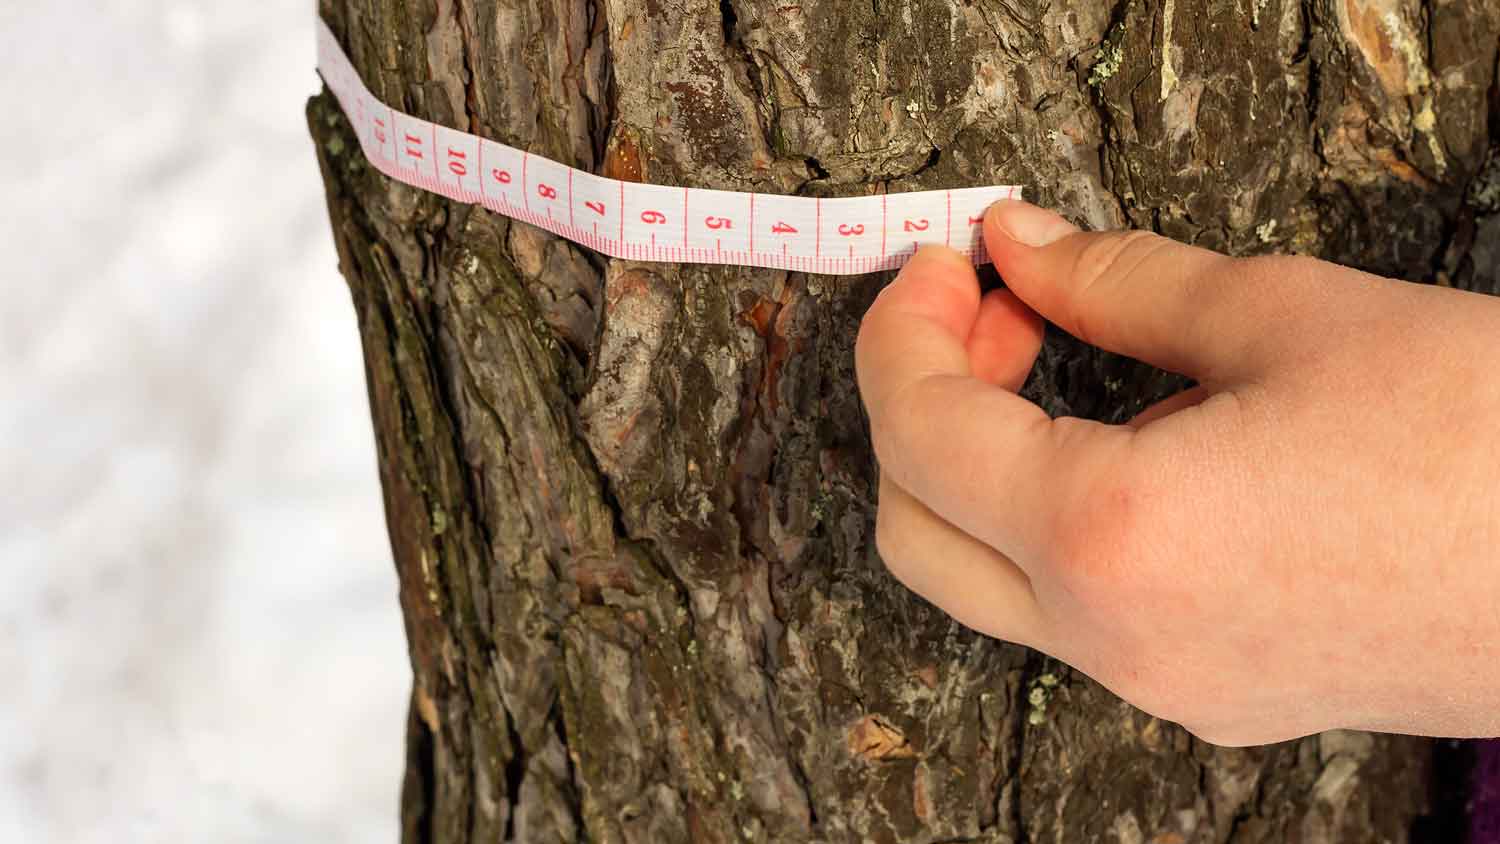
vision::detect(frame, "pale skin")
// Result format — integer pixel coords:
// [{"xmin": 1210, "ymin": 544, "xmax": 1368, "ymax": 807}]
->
[{"xmin": 855, "ymin": 199, "xmax": 1500, "ymax": 746}]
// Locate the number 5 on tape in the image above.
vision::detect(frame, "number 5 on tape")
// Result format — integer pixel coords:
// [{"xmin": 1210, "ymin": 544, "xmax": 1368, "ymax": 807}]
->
[{"xmin": 315, "ymin": 18, "xmax": 1021, "ymax": 276}]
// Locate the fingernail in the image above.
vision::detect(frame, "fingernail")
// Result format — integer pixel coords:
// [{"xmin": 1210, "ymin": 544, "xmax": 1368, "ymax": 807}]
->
[{"xmin": 985, "ymin": 200, "xmax": 1078, "ymax": 247}]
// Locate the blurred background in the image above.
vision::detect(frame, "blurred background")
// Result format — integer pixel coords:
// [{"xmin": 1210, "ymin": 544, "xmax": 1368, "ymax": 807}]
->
[{"xmin": 2, "ymin": 2, "xmax": 406, "ymax": 842}]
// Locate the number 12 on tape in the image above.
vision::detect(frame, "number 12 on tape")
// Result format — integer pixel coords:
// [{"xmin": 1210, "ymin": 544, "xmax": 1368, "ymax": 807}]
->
[{"xmin": 315, "ymin": 18, "xmax": 1021, "ymax": 276}]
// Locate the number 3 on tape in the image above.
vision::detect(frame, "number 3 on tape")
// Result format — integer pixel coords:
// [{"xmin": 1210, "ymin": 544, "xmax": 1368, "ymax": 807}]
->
[{"xmin": 315, "ymin": 19, "xmax": 1021, "ymax": 276}]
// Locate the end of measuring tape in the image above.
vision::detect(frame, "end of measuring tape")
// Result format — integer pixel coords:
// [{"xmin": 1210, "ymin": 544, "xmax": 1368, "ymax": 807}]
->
[{"xmin": 315, "ymin": 19, "xmax": 1021, "ymax": 276}]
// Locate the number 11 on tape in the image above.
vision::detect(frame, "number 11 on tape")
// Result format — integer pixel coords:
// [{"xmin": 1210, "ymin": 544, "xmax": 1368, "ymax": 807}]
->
[{"xmin": 315, "ymin": 18, "xmax": 1021, "ymax": 276}]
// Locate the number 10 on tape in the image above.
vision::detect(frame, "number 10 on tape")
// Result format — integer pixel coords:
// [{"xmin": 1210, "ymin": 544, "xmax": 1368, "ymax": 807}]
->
[{"xmin": 316, "ymin": 18, "xmax": 1021, "ymax": 276}]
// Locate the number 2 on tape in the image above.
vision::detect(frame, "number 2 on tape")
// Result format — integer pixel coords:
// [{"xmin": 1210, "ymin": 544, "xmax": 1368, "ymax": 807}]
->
[{"xmin": 314, "ymin": 18, "xmax": 1021, "ymax": 276}]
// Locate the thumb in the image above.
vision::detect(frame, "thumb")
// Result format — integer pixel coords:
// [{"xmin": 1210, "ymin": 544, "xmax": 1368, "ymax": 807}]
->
[{"xmin": 983, "ymin": 199, "xmax": 1276, "ymax": 380}]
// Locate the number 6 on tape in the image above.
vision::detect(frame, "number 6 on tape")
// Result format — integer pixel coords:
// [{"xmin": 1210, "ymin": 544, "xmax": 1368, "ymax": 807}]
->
[{"xmin": 315, "ymin": 18, "xmax": 1021, "ymax": 276}]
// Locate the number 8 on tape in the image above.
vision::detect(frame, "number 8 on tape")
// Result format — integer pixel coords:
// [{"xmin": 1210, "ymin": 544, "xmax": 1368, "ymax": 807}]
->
[{"xmin": 315, "ymin": 18, "xmax": 1022, "ymax": 276}]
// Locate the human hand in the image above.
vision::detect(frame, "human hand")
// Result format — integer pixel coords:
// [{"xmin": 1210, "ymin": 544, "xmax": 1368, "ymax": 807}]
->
[{"xmin": 855, "ymin": 199, "xmax": 1500, "ymax": 746}]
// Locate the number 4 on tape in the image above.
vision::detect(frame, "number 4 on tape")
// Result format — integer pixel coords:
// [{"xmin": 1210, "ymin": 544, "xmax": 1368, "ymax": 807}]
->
[{"xmin": 315, "ymin": 18, "xmax": 1021, "ymax": 276}]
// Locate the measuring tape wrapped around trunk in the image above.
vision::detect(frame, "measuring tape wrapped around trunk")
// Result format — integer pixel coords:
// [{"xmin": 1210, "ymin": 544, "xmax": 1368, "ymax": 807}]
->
[{"xmin": 315, "ymin": 19, "xmax": 1021, "ymax": 275}]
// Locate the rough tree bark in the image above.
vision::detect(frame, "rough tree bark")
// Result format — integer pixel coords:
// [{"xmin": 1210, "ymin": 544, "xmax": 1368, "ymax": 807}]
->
[{"xmin": 308, "ymin": 0, "xmax": 1499, "ymax": 840}]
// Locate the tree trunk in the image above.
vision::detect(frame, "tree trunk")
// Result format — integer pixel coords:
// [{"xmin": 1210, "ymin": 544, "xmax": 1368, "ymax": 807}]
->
[{"xmin": 308, "ymin": 0, "xmax": 1498, "ymax": 840}]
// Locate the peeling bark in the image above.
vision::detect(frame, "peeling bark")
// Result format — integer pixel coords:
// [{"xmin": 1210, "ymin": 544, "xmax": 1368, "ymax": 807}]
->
[{"xmin": 309, "ymin": 0, "xmax": 1496, "ymax": 840}]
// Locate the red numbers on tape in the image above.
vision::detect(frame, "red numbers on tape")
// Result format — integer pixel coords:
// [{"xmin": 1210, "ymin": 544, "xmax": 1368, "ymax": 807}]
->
[
  {"xmin": 316, "ymin": 16, "xmax": 1021, "ymax": 274},
  {"xmin": 447, "ymin": 148, "xmax": 467, "ymax": 177}
]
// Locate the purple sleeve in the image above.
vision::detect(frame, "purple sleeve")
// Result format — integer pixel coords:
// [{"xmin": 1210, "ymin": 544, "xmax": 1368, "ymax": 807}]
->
[{"xmin": 1476, "ymin": 739, "xmax": 1500, "ymax": 843}]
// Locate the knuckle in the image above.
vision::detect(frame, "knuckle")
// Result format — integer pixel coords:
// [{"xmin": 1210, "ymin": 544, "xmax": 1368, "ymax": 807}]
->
[
  {"xmin": 867, "ymin": 377, "xmax": 936, "ymax": 488},
  {"xmin": 1050, "ymin": 451, "xmax": 1162, "ymax": 598},
  {"xmin": 873, "ymin": 499, "xmax": 917, "ymax": 582},
  {"xmin": 1098, "ymin": 648, "xmax": 1265, "ymax": 746},
  {"xmin": 1071, "ymin": 230, "xmax": 1158, "ymax": 289},
  {"xmin": 1181, "ymin": 722, "xmax": 1258, "ymax": 748},
  {"xmin": 1066, "ymin": 231, "xmax": 1171, "ymax": 344},
  {"xmin": 1071, "ymin": 230, "xmax": 1164, "ymax": 286},
  {"xmin": 853, "ymin": 308, "xmax": 890, "ymax": 389},
  {"xmin": 1101, "ymin": 652, "xmax": 1200, "ymax": 729},
  {"xmin": 867, "ymin": 416, "xmax": 897, "ymax": 472},
  {"xmin": 866, "ymin": 416, "xmax": 902, "ymax": 487},
  {"xmin": 1112, "ymin": 674, "xmax": 1172, "ymax": 722},
  {"xmin": 853, "ymin": 300, "xmax": 884, "ymax": 356}
]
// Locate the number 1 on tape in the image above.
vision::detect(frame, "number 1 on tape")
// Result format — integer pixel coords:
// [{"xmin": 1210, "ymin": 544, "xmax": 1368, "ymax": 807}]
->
[{"xmin": 315, "ymin": 18, "xmax": 1021, "ymax": 276}]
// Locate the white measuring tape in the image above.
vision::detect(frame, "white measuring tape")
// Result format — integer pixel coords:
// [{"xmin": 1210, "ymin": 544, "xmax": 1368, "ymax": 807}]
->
[{"xmin": 315, "ymin": 19, "xmax": 1021, "ymax": 275}]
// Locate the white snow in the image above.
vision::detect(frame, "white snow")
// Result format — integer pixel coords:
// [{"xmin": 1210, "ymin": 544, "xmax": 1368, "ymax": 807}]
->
[{"xmin": 1, "ymin": 3, "xmax": 407, "ymax": 842}]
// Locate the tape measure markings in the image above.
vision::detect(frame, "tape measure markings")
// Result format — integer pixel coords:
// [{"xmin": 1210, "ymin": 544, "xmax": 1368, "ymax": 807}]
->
[{"xmin": 315, "ymin": 18, "xmax": 1021, "ymax": 275}]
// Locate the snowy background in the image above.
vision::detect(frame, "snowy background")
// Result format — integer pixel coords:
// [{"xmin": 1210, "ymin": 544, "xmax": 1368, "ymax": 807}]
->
[{"xmin": 2, "ymin": 3, "xmax": 406, "ymax": 842}]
